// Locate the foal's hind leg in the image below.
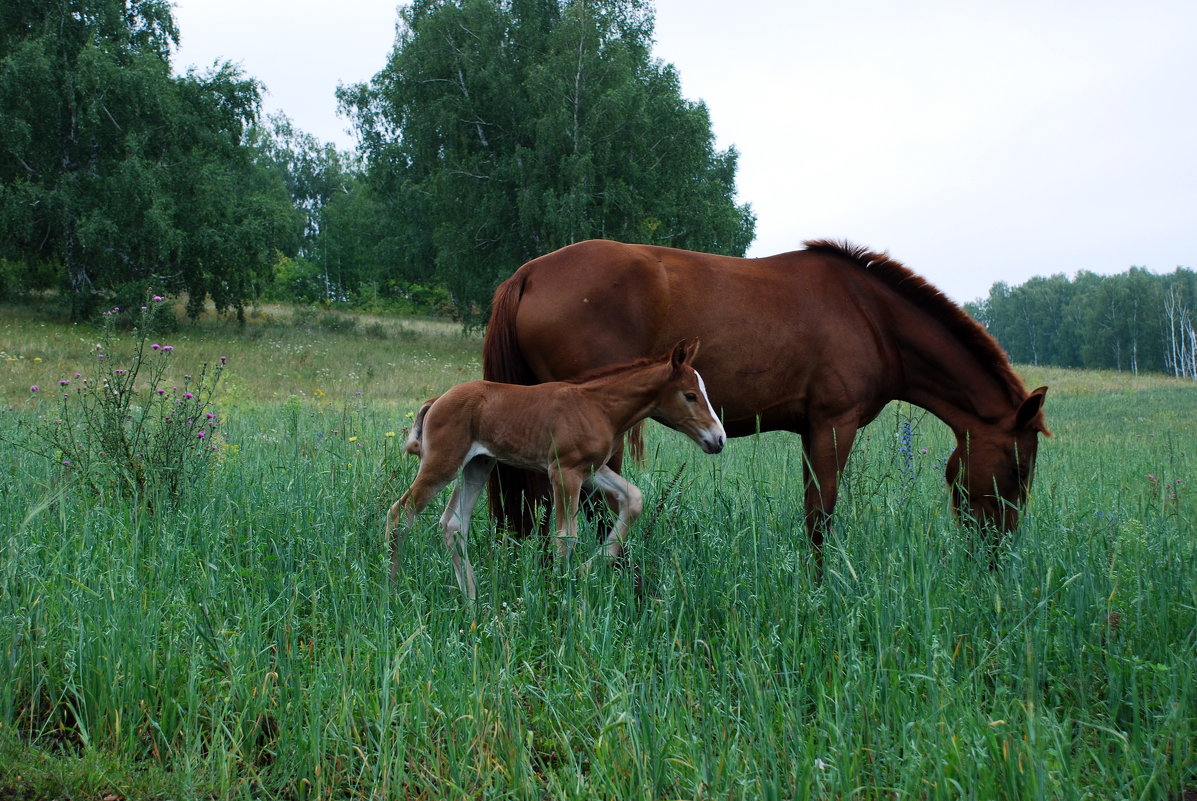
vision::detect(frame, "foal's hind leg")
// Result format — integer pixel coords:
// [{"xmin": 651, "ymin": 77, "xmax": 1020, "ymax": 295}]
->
[
  {"xmin": 584, "ymin": 465, "xmax": 644, "ymax": 566},
  {"xmin": 437, "ymin": 456, "xmax": 495, "ymax": 602},
  {"xmin": 387, "ymin": 459, "xmax": 459, "ymax": 584}
]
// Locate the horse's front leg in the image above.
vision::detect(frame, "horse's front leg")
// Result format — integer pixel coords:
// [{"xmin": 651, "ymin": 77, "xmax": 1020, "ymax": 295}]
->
[
  {"xmin": 583, "ymin": 465, "xmax": 643, "ymax": 566},
  {"xmin": 800, "ymin": 419, "xmax": 859, "ymax": 560},
  {"xmin": 549, "ymin": 465, "xmax": 584, "ymax": 563}
]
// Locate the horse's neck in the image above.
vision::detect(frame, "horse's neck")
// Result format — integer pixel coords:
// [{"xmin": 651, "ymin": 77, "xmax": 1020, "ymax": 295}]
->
[
  {"xmin": 581, "ymin": 365, "xmax": 666, "ymax": 431},
  {"xmin": 898, "ymin": 327, "xmax": 1020, "ymax": 434}
]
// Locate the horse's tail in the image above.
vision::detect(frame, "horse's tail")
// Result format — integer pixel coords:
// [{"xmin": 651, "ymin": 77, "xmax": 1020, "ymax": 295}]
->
[
  {"xmin": 404, "ymin": 399, "xmax": 435, "ymax": 457},
  {"xmin": 482, "ymin": 273, "xmax": 538, "ymax": 385},
  {"xmin": 483, "ymin": 272, "xmax": 548, "ymax": 536}
]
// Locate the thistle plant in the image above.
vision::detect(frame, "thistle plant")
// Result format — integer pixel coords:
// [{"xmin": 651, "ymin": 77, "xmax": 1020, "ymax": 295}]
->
[{"xmin": 19, "ymin": 297, "xmax": 226, "ymax": 503}]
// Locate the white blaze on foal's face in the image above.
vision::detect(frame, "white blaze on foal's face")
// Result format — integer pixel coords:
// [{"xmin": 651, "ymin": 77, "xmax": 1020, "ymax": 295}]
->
[{"xmin": 661, "ymin": 365, "xmax": 725, "ymax": 454}]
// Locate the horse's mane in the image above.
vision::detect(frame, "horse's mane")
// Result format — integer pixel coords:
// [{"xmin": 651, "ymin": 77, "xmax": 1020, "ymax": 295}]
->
[{"xmin": 803, "ymin": 239, "xmax": 1028, "ymax": 403}]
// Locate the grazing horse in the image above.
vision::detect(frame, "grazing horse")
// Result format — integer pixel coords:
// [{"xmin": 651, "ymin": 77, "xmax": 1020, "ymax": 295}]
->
[
  {"xmin": 483, "ymin": 239, "xmax": 1049, "ymax": 552},
  {"xmin": 387, "ymin": 340, "xmax": 725, "ymax": 600}
]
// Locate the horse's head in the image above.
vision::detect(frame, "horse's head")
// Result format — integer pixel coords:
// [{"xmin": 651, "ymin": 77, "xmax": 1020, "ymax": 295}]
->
[
  {"xmin": 946, "ymin": 386, "xmax": 1049, "ymax": 532},
  {"xmin": 651, "ymin": 339, "xmax": 726, "ymax": 455}
]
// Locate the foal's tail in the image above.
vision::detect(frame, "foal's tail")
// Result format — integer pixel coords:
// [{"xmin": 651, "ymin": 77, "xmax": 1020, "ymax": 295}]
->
[
  {"xmin": 482, "ymin": 271, "xmax": 547, "ymax": 536},
  {"xmin": 404, "ymin": 400, "xmax": 435, "ymax": 457}
]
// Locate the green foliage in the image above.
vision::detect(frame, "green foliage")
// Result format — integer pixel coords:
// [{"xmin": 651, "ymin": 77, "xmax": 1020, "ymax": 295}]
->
[
  {"xmin": 264, "ymin": 253, "xmax": 326, "ymax": 305},
  {"xmin": 10, "ymin": 299, "xmax": 225, "ymax": 502},
  {"xmin": 1, "ymin": 361, "xmax": 1195, "ymax": 798},
  {"xmin": 974, "ymin": 266, "xmax": 1197, "ymax": 376},
  {"xmin": 339, "ymin": 0, "xmax": 756, "ymax": 322},
  {"xmin": 0, "ymin": 0, "xmax": 301, "ymax": 319}
]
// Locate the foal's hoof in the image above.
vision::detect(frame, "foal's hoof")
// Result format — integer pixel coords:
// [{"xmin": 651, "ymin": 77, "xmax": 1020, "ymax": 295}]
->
[{"xmin": 579, "ymin": 546, "xmax": 626, "ymax": 576}]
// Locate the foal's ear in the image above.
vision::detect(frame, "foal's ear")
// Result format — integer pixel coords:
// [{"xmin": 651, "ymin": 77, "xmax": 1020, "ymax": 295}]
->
[{"xmin": 670, "ymin": 338, "xmax": 700, "ymax": 370}]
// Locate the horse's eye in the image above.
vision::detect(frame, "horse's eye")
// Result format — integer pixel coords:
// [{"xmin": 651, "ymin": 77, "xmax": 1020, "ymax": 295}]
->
[{"xmin": 684, "ymin": 392, "xmax": 698, "ymax": 402}]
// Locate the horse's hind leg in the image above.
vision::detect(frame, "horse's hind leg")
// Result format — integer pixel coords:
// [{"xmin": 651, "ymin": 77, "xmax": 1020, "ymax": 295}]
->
[
  {"xmin": 437, "ymin": 456, "xmax": 494, "ymax": 602},
  {"xmin": 584, "ymin": 465, "xmax": 644, "ymax": 566}
]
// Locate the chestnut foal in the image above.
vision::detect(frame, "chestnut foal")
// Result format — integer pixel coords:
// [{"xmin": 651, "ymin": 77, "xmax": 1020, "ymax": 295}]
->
[{"xmin": 387, "ymin": 340, "xmax": 725, "ymax": 601}]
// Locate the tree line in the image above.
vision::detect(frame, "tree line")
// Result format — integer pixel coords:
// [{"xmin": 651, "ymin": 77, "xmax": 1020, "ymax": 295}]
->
[
  {"xmin": 7, "ymin": 0, "xmax": 1191, "ymax": 378},
  {"xmin": 966, "ymin": 267, "xmax": 1197, "ymax": 379},
  {"xmin": 1, "ymin": 0, "xmax": 754, "ymax": 323}
]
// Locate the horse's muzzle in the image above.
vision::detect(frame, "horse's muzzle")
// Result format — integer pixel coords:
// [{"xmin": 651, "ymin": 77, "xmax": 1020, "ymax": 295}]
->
[{"xmin": 701, "ymin": 432, "xmax": 726, "ymax": 454}]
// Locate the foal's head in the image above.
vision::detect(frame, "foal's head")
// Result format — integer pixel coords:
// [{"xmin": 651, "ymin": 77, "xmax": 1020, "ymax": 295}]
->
[
  {"xmin": 651, "ymin": 340, "xmax": 726, "ymax": 454},
  {"xmin": 946, "ymin": 386, "xmax": 1049, "ymax": 532}
]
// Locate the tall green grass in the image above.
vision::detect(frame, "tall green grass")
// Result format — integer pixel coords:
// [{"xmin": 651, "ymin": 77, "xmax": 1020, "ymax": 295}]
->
[{"xmin": 1, "ymin": 311, "xmax": 1194, "ymax": 799}]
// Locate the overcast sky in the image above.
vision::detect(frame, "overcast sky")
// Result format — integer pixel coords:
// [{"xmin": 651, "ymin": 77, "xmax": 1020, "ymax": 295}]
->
[{"xmin": 172, "ymin": 0, "xmax": 1197, "ymax": 304}]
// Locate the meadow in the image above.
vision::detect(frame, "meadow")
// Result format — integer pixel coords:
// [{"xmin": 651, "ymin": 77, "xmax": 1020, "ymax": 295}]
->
[{"xmin": 1, "ymin": 303, "xmax": 1195, "ymax": 800}]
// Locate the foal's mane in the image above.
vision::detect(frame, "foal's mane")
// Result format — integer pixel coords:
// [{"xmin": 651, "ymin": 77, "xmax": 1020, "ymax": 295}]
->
[
  {"xmin": 803, "ymin": 239, "xmax": 1028, "ymax": 403},
  {"xmin": 564, "ymin": 355, "xmax": 664, "ymax": 384}
]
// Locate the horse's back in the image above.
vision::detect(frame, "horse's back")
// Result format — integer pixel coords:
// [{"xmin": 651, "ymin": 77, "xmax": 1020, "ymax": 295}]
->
[
  {"xmin": 512, "ymin": 241, "xmax": 669, "ymax": 375},
  {"xmin": 507, "ymin": 240, "xmax": 897, "ymax": 429}
]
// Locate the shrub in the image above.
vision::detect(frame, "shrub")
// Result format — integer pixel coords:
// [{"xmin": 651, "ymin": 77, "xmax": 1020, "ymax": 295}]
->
[
  {"xmin": 317, "ymin": 311, "xmax": 358, "ymax": 334},
  {"xmin": 14, "ymin": 297, "xmax": 226, "ymax": 503}
]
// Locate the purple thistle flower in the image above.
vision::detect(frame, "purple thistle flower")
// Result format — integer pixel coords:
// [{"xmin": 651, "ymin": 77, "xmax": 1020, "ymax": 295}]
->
[
  {"xmin": 184, "ymin": 393, "xmax": 194, "ymax": 400},
  {"xmin": 152, "ymin": 295, "xmax": 164, "ymax": 302},
  {"xmin": 151, "ymin": 344, "xmax": 161, "ymax": 350},
  {"xmin": 197, "ymin": 431, "xmax": 205, "ymax": 439},
  {"xmin": 162, "ymin": 345, "xmax": 173, "ymax": 352},
  {"xmin": 220, "ymin": 356, "xmax": 227, "ymax": 362},
  {"xmin": 30, "ymin": 385, "xmax": 39, "ymax": 392},
  {"xmin": 59, "ymin": 379, "xmax": 69, "ymax": 386}
]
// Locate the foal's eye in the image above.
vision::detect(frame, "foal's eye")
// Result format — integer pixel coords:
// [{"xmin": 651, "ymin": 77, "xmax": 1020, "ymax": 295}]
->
[{"xmin": 684, "ymin": 392, "xmax": 698, "ymax": 402}]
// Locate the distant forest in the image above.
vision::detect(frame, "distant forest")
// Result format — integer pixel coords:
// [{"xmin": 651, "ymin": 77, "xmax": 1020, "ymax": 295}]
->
[{"xmin": 965, "ymin": 267, "xmax": 1197, "ymax": 379}]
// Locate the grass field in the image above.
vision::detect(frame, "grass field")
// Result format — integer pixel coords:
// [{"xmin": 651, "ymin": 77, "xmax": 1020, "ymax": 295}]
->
[{"xmin": 2, "ymin": 304, "xmax": 1195, "ymax": 800}]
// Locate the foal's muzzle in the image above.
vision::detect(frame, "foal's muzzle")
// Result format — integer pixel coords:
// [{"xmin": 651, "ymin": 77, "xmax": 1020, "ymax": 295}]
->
[{"xmin": 700, "ymin": 430, "xmax": 726, "ymax": 454}]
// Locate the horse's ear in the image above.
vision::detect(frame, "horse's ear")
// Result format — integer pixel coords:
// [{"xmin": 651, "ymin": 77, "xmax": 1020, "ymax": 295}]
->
[{"xmin": 1017, "ymin": 386, "xmax": 1049, "ymax": 434}]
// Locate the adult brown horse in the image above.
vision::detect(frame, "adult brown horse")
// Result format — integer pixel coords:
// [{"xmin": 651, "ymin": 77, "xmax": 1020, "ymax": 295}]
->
[{"xmin": 482, "ymin": 238, "xmax": 1049, "ymax": 552}]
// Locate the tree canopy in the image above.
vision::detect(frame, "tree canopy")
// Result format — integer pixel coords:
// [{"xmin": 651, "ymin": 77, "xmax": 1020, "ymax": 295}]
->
[
  {"xmin": 337, "ymin": 0, "xmax": 755, "ymax": 321},
  {"xmin": 0, "ymin": 0, "xmax": 301, "ymax": 318}
]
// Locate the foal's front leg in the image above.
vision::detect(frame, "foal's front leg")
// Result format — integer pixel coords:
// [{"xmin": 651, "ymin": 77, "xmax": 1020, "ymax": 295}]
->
[
  {"xmin": 548, "ymin": 465, "xmax": 584, "ymax": 562},
  {"xmin": 584, "ymin": 464, "xmax": 644, "ymax": 565}
]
